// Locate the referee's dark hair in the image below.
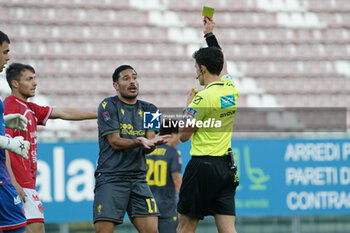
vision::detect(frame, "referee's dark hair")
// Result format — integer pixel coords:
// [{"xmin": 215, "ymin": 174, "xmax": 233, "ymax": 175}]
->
[
  {"xmin": 193, "ymin": 47, "xmax": 223, "ymax": 76},
  {"xmin": 6, "ymin": 63, "xmax": 35, "ymax": 90},
  {"xmin": 159, "ymin": 119, "xmax": 179, "ymax": 136},
  {"xmin": 112, "ymin": 65, "xmax": 137, "ymax": 83},
  {"xmin": 0, "ymin": 31, "xmax": 10, "ymax": 45}
]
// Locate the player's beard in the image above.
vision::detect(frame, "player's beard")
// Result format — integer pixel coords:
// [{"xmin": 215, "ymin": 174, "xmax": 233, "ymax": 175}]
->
[{"xmin": 120, "ymin": 90, "xmax": 138, "ymax": 100}]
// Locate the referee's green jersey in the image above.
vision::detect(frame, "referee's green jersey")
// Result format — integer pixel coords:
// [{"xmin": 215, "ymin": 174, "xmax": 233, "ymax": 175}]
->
[{"xmin": 185, "ymin": 74, "xmax": 239, "ymax": 156}]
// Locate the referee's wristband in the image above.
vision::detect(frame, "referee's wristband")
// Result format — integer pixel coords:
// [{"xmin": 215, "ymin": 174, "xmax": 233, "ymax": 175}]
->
[
  {"xmin": 204, "ymin": 32, "xmax": 214, "ymax": 39},
  {"xmin": 204, "ymin": 33, "xmax": 221, "ymax": 49}
]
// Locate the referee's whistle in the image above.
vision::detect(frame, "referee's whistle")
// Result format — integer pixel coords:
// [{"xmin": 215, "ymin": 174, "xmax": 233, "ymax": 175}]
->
[{"xmin": 194, "ymin": 86, "xmax": 198, "ymax": 94}]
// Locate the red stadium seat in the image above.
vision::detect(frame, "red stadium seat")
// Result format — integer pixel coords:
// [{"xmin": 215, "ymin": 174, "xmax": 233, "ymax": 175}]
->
[{"xmin": 1, "ymin": 0, "xmax": 349, "ymax": 138}]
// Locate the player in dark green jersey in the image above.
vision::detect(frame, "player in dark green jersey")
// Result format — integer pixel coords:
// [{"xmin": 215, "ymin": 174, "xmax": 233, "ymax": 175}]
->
[
  {"xmin": 177, "ymin": 17, "xmax": 239, "ymax": 233},
  {"xmin": 146, "ymin": 120, "xmax": 182, "ymax": 233},
  {"xmin": 93, "ymin": 65, "xmax": 170, "ymax": 233}
]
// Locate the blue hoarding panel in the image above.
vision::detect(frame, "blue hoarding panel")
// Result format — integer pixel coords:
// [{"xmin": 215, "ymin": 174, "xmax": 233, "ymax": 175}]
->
[
  {"xmin": 230, "ymin": 139, "xmax": 350, "ymax": 217},
  {"xmin": 36, "ymin": 142, "xmax": 98, "ymax": 223},
  {"xmin": 36, "ymin": 139, "xmax": 350, "ymax": 223}
]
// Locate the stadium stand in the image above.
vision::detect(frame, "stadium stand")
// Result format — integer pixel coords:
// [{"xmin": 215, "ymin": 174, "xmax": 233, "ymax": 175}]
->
[{"xmin": 0, "ymin": 0, "xmax": 349, "ymax": 140}]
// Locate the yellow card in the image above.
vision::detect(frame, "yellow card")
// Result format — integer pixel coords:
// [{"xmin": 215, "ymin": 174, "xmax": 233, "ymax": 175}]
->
[{"xmin": 202, "ymin": 6, "xmax": 214, "ymax": 18}]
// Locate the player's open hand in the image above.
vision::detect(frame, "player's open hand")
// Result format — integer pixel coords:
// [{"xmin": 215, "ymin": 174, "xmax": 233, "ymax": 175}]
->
[
  {"xmin": 4, "ymin": 114, "xmax": 28, "ymax": 131},
  {"xmin": 203, "ymin": 16, "xmax": 215, "ymax": 34},
  {"xmin": 151, "ymin": 135, "xmax": 171, "ymax": 146},
  {"xmin": 137, "ymin": 137, "xmax": 155, "ymax": 150}
]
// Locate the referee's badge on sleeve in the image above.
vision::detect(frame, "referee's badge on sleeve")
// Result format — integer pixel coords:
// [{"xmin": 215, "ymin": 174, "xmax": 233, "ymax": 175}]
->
[{"xmin": 184, "ymin": 107, "xmax": 198, "ymax": 121}]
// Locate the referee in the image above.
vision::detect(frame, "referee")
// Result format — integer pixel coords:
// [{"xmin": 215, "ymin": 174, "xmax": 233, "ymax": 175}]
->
[{"xmin": 177, "ymin": 16, "xmax": 240, "ymax": 233}]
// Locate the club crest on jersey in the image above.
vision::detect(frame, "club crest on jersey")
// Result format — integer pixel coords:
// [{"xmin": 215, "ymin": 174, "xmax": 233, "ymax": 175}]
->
[
  {"xmin": 38, "ymin": 203, "xmax": 44, "ymax": 213},
  {"xmin": 103, "ymin": 111, "xmax": 111, "ymax": 121},
  {"xmin": 121, "ymin": 109, "xmax": 125, "ymax": 115}
]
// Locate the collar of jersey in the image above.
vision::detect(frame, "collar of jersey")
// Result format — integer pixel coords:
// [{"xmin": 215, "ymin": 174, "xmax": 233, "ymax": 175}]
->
[
  {"xmin": 206, "ymin": 81, "xmax": 224, "ymax": 89},
  {"xmin": 117, "ymin": 97, "xmax": 137, "ymax": 108},
  {"xmin": 9, "ymin": 95, "xmax": 27, "ymax": 103}
]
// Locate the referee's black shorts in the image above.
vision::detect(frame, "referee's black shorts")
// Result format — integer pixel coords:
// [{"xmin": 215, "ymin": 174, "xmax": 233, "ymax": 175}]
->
[{"xmin": 177, "ymin": 155, "xmax": 238, "ymax": 220}]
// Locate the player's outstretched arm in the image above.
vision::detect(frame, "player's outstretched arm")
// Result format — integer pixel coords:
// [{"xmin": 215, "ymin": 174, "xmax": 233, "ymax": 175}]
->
[
  {"xmin": 105, "ymin": 132, "xmax": 154, "ymax": 151},
  {"xmin": 50, "ymin": 108, "xmax": 97, "ymax": 120},
  {"xmin": 203, "ymin": 16, "xmax": 228, "ymax": 76},
  {"xmin": 4, "ymin": 113, "xmax": 27, "ymax": 131},
  {"xmin": 0, "ymin": 135, "xmax": 29, "ymax": 159}
]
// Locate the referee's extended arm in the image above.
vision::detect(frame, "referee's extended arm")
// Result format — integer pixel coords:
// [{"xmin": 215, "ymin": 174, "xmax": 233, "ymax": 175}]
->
[{"xmin": 203, "ymin": 16, "xmax": 228, "ymax": 77}]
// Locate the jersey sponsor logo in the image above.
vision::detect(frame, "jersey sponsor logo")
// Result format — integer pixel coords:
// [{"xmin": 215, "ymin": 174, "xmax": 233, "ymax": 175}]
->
[
  {"xmin": 32, "ymin": 194, "xmax": 40, "ymax": 201},
  {"xmin": 97, "ymin": 204, "xmax": 102, "ymax": 215},
  {"xmin": 102, "ymin": 111, "xmax": 111, "ymax": 121},
  {"xmin": 192, "ymin": 95, "xmax": 203, "ymax": 105},
  {"xmin": 102, "ymin": 101, "xmax": 108, "ymax": 109},
  {"xmin": 14, "ymin": 195, "xmax": 21, "ymax": 205},
  {"xmin": 138, "ymin": 110, "xmax": 143, "ymax": 119},
  {"xmin": 143, "ymin": 110, "xmax": 161, "ymax": 129},
  {"xmin": 184, "ymin": 107, "xmax": 198, "ymax": 121},
  {"xmin": 220, "ymin": 110, "xmax": 236, "ymax": 118},
  {"xmin": 221, "ymin": 95, "xmax": 235, "ymax": 109},
  {"xmin": 120, "ymin": 123, "xmax": 145, "ymax": 136}
]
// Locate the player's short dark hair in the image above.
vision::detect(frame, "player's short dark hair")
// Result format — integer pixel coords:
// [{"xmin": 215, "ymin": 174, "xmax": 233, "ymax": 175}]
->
[
  {"xmin": 192, "ymin": 47, "xmax": 224, "ymax": 76},
  {"xmin": 112, "ymin": 65, "xmax": 137, "ymax": 82},
  {"xmin": 159, "ymin": 119, "xmax": 179, "ymax": 135},
  {"xmin": 6, "ymin": 63, "xmax": 35, "ymax": 89},
  {"xmin": 0, "ymin": 31, "xmax": 10, "ymax": 45}
]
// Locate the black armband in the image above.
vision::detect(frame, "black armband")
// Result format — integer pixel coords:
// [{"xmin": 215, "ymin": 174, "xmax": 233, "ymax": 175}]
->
[{"xmin": 204, "ymin": 33, "xmax": 221, "ymax": 49}]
